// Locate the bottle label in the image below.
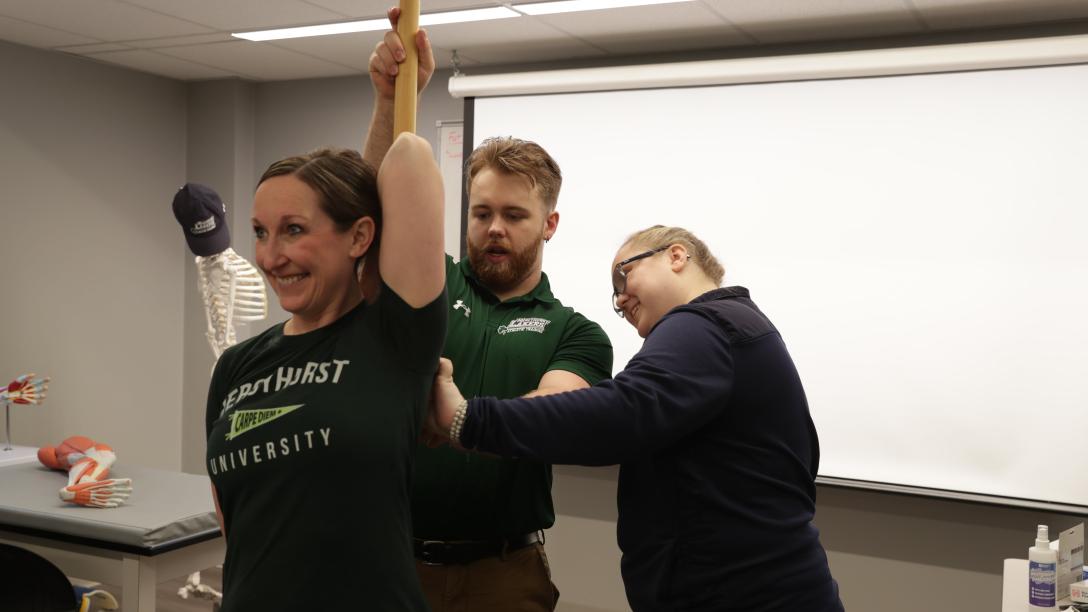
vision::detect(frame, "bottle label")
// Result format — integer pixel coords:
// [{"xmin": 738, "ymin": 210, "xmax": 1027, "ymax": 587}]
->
[{"xmin": 1030, "ymin": 560, "xmax": 1057, "ymax": 606}]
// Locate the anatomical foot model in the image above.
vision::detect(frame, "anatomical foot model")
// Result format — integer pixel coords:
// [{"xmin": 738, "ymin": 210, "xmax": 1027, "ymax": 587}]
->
[{"xmin": 38, "ymin": 436, "xmax": 133, "ymax": 508}]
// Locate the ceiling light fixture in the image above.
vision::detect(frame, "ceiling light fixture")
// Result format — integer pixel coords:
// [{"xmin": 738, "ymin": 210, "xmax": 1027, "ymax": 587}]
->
[
  {"xmin": 421, "ymin": 7, "xmax": 520, "ymax": 26},
  {"xmin": 233, "ymin": 20, "xmax": 385, "ymax": 42},
  {"xmin": 233, "ymin": 7, "xmax": 519, "ymax": 42}
]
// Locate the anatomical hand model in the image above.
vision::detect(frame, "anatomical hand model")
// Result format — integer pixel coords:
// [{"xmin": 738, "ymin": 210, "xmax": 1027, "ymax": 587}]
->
[
  {"xmin": 38, "ymin": 436, "xmax": 133, "ymax": 508},
  {"xmin": 1, "ymin": 374, "xmax": 49, "ymax": 405},
  {"xmin": 3, "ymin": 373, "xmax": 50, "ymax": 451}
]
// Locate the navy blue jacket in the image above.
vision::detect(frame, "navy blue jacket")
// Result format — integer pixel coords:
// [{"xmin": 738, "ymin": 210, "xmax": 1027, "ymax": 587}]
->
[{"xmin": 461, "ymin": 287, "xmax": 843, "ymax": 612}]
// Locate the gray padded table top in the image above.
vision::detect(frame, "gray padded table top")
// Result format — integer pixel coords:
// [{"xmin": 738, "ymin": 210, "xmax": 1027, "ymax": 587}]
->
[{"xmin": 0, "ymin": 461, "xmax": 220, "ymax": 553}]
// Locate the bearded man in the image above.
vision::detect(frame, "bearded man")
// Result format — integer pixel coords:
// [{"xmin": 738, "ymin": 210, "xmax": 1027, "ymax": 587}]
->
[{"xmin": 362, "ymin": 21, "xmax": 613, "ymax": 610}]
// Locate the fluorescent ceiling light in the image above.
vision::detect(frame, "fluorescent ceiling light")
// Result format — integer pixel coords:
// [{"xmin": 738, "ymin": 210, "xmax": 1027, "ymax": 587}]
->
[
  {"xmin": 233, "ymin": 20, "xmax": 385, "ymax": 41},
  {"xmin": 421, "ymin": 7, "xmax": 520, "ymax": 26},
  {"xmin": 513, "ymin": 0, "xmax": 693, "ymax": 16},
  {"xmin": 233, "ymin": 7, "xmax": 519, "ymax": 42}
]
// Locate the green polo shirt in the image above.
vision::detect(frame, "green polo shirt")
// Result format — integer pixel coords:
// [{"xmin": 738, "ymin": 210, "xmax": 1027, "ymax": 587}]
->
[{"xmin": 411, "ymin": 255, "xmax": 613, "ymax": 539}]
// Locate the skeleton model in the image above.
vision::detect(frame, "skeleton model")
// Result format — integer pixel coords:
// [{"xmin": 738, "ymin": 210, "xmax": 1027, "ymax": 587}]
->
[
  {"xmin": 197, "ymin": 249, "xmax": 268, "ymax": 359},
  {"xmin": 1, "ymin": 373, "xmax": 49, "ymax": 451},
  {"xmin": 38, "ymin": 435, "xmax": 132, "ymax": 508},
  {"xmin": 173, "ymin": 183, "xmax": 268, "ymax": 362}
]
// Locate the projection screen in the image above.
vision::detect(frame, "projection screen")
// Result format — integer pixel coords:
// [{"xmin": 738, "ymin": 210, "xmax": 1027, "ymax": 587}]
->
[{"xmin": 466, "ymin": 59, "xmax": 1088, "ymax": 511}]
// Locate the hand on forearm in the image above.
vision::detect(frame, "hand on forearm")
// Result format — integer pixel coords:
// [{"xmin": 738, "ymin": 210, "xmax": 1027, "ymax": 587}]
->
[
  {"xmin": 421, "ymin": 357, "xmax": 469, "ymax": 450},
  {"xmin": 431, "ymin": 358, "xmax": 464, "ymax": 434}
]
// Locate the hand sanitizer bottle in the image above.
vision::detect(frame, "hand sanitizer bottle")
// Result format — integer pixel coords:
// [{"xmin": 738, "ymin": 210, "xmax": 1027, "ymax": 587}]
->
[{"xmin": 1030, "ymin": 524, "xmax": 1058, "ymax": 611}]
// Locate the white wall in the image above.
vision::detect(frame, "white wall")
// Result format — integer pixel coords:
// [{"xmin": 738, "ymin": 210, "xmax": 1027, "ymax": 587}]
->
[{"xmin": 0, "ymin": 40, "xmax": 187, "ymax": 470}]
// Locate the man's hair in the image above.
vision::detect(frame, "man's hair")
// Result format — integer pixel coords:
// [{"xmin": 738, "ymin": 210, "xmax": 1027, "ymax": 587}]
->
[
  {"xmin": 259, "ymin": 147, "xmax": 381, "ymax": 235},
  {"xmin": 623, "ymin": 225, "xmax": 725, "ymax": 285},
  {"xmin": 465, "ymin": 137, "xmax": 562, "ymax": 211}
]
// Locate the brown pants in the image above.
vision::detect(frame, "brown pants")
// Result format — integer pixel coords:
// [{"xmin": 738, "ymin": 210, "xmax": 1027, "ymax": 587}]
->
[{"xmin": 415, "ymin": 543, "xmax": 559, "ymax": 612}]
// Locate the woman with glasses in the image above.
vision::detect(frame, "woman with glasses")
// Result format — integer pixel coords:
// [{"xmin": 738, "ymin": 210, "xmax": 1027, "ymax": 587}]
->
[{"xmin": 427, "ymin": 224, "xmax": 843, "ymax": 612}]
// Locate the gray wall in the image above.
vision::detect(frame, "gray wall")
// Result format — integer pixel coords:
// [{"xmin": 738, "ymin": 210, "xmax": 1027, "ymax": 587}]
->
[
  {"xmin": 179, "ymin": 79, "xmax": 257, "ymax": 473},
  {"xmin": 0, "ymin": 40, "xmax": 187, "ymax": 470},
  {"xmin": 550, "ymin": 466, "xmax": 1085, "ymax": 612}
]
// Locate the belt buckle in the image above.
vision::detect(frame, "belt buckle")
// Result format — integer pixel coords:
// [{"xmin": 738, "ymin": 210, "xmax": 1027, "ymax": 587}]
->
[{"xmin": 419, "ymin": 540, "xmax": 448, "ymax": 566}]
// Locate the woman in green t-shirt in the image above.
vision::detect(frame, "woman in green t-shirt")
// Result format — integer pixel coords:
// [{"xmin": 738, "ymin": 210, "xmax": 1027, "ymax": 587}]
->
[{"xmin": 205, "ymin": 134, "xmax": 446, "ymax": 611}]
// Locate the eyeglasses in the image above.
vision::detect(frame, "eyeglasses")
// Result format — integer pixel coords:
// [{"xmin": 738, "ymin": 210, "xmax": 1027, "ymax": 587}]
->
[{"xmin": 611, "ymin": 246, "xmax": 668, "ymax": 316}]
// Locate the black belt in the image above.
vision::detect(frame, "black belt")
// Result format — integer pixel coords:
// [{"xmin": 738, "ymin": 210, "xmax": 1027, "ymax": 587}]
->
[{"xmin": 414, "ymin": 531, "xmax": 542, "ymax": 565}]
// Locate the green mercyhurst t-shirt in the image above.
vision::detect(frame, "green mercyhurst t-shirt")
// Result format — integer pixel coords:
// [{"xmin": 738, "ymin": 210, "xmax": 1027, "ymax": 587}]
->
[
  {"xmin": 206, "ymin": 283, "xmax": 445, "ymax": 612},
  {"xmin": 412, "ymin": 255, "xmax": 613, "ymax": 540}
]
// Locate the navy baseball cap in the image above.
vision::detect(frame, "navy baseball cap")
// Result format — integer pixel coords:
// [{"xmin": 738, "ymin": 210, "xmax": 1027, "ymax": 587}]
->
[{"xmin": 172, "ymin": 183, "xmax": 231, "ymax": 256}]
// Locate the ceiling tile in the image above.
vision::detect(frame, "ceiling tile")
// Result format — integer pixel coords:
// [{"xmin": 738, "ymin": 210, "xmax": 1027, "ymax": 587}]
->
[
  {"xmin": 586, "ymin": 25, "xmax": 752, "ymax": 55},
  {"xmin": 260, "ymin": 15, "xmax": 593, "ymax": 71},
  {"xmin": 126, "ymin": 32, "xmax": 235, "ymax": 49},
  {"xmin": 1, "ymin": 0, "xmax": 1082, "ymax": 82},
  {"xmin": 0, "ymin": 0, "xmax": 213, "ymax": 42},
  {"xmin": 156, "ymin": 39, "xmax": 357, "ymax": 80},
  {"xmin": 304, "ymin": 0, "xmax": 481, "ymax": 19},
  {"xmin": 270, "ymin": 31, "xmax": 485, "ymax": 72},
  {"xmin": 119, "ymin": 0, "xmax": 348, "ymax": 31},
  {"xmin": 424, "ymin": 16, "xmax": 595, "ymax": 49},
  {"xmin": 425, "ymin": 18, "xmax": 607, "ymax": 66},
  {"xmin": 0, "ymin": 14, "xmax": 99, "ymax": 47},
  {"xmin": 451, "ymin": 37, "xmax": 607, "ymax": 66},
  {"xmin": 532, "ymin": 3, "xmax": 750, "ymax": 53},
  {"xmin": 702, "ymin": 0, "xmax": 924, "ymax": 43},
  {"xmin": 268, "ymin": 30, "xmax": 384, "ymax": 72},
  {"xmin": 56, "ymin": 42, "xmax": 133, "ymax": 53},
  {"xmin": 88, "ymin": 48, "xmax": 237, "ymax": 80},
  {"xmin": 911, "ymin": 0, "xmax": 1088, "ymax": 30},
  {"xmin": 532, "ymin": 2, "xmax": 726, "ymax": 34}
]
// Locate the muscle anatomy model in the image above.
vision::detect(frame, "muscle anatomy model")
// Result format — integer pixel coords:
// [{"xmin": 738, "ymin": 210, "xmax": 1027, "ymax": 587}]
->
[
  {"xmin": 38, "ymin": 436, "xmax": 132, "ymax": 508},
  {"xmin": 1, "ymin": 374, "xmax": 49, "ymax": 405},
  {"xmin": 2, "ymin": 373, "xmax": 50, "ymax": 451}
]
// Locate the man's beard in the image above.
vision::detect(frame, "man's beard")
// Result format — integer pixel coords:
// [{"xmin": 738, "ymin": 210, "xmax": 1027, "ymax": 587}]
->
[{"xmin": 467, "ymin": 232, "xmax": 543, "ymax": 294}]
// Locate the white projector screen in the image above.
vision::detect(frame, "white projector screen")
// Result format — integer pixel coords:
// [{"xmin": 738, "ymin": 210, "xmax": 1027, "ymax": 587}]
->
[{"xmin": 470, "ymin": 62, "xmax": 1088, "ymax": 510}]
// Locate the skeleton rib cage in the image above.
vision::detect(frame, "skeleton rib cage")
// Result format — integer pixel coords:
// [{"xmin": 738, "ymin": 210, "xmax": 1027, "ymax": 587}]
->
[{"xmin": 196, "ymin": 249, "xmax": 268, "ymax": 359}]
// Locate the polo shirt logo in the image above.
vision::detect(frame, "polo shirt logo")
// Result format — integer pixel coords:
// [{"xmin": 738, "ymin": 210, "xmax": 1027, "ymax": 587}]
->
[{"xmin": 498, "ymin": 317, "xmax": 551, "ymax": 335}]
